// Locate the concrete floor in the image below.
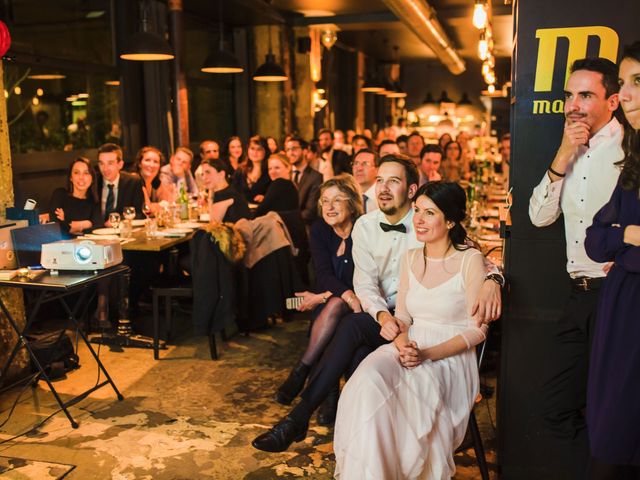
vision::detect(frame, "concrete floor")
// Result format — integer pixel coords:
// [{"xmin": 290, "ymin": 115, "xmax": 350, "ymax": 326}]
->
[{"xmin": 0, "ymin": 317, "xmax": 498, "ymax": 479}]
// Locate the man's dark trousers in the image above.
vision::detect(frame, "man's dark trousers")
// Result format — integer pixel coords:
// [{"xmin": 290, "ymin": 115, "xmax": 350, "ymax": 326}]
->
[
  {"xmin": 541, "ymin": 286, "xmax": 599, "ymax": 479},
  {"xmin": 299, "ymin": 312, "xmax": 388, "ymax": 414}
]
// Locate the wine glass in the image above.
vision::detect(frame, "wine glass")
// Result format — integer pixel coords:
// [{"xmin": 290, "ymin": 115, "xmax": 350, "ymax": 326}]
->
[
  {"xmin": 108, "ymin": 212, "xmax": 121, "ymax": 231},
  {"xmin": 142, "ymin": 203, "xmax": 152, "ymax": 219},
  {"xmin": 123, "ymin": 206, "xmax": 136, "ymax": 221}
]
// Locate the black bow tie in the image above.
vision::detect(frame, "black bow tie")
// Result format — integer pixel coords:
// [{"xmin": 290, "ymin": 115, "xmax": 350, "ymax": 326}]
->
[{"xmin": 379, "ymin": 222, "xmax": 407, "ymax": 233}]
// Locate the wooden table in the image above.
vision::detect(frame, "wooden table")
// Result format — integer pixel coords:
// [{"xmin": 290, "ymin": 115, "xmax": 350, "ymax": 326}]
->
[{"xmin": 120, "ymin": 229, "xmax": 194, "ymax": 252}]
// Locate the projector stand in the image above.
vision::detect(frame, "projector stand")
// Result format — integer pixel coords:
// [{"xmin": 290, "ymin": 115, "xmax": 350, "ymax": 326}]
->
[{"xmin": 90, "ymin": 269, "xmax": 167, "ymax": 351}]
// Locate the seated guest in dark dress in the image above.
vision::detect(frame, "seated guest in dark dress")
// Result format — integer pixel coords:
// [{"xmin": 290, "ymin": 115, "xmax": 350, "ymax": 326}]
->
[
  {"xmin": 49, "ymin": 156, "xmax": 101, "ymax": 236},
  {"xmin": 233, "ymin": 135, "xmax": 271, "ymax": 204},
  {"xmin": 200, "ymin": 159, "xmax": 251, "ymax": 224},
  {"xmin": 275, "ymin": 174, "xmax": 364, "ymax": 405},
  {"xmin": 254, "ymin": 152, "xmax": 299, "ymax": 217}
]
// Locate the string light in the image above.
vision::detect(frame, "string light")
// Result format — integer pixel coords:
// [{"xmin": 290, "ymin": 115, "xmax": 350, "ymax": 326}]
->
[
  {"xmin": 472, "ymin": 1, "xmax": 488, "ymax": 30},
  {"xmin": 478, "ymin": 31, "xmax": 489, "ymax": 60}
]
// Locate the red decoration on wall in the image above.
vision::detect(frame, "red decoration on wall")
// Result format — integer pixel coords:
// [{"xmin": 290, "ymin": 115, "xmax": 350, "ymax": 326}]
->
[{"xmin": 0, "ymin": 21, "xmax": 11, "ymax": 57}]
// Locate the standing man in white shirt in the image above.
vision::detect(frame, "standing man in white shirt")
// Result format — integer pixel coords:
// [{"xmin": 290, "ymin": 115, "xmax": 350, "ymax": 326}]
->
[
  {"xmin": 253, "ymin": 155, "xmax": 503, "ymax": 453},
  {"xmin": 351, "ymin": 148, "xmax": 379, "ymax": 213},
  {"xmin": 528, "ymin": 57, "xmax": 622, "ymax": 479}
]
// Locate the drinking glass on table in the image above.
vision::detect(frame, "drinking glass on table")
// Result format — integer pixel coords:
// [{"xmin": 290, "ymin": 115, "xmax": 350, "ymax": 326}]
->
[
  {"xmin": 122, "ymin": 206, "xmax": 136, "ymax": 238},
  {"xmin": 142, "ymin": 203, "xmax": 152, "ymax": 219},
  {"xmin": 123, "ymin": 206, "xmax": 136, "ymax": 221},
  {"xmin": 108, "ymin": 212, "xmax": 121, "ymax": 233}
]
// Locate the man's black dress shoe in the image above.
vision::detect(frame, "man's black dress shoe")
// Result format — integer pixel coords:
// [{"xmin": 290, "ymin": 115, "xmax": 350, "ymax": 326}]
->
[
  {"xmin": 252, "ymin": 416, "xmax": 308, "ymax": 452},
  {"xmin": 316, "ymin": 385, "xmax": 339, "ymax": 426}
]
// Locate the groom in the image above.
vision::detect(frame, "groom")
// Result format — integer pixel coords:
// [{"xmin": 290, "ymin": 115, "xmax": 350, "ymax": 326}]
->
[{"xmin": 252, "ymin": 155, "xmax": 504, "ymax": 452}]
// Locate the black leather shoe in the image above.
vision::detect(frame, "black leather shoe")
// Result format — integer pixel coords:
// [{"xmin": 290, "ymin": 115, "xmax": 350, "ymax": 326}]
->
[
  {"xmin": 252, "ymin": 416, "xmax": 308, "ymax": 452},
  {"xmin": 275, "ymin": 361, "xmax": 310, "ymax": 405},
  {"xmin": 316, "ymin": 385, "xmax": 339, "ymax": 426}
]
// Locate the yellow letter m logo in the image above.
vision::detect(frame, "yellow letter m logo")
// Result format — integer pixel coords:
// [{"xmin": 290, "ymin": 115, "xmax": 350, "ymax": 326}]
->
[{"xmin": 534, "ymin": 26, "xmax": 619, "ymax": 92}]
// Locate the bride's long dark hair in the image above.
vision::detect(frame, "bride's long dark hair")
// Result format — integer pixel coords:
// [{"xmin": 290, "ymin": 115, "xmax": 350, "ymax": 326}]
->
[{"xmin": 619, "ymin": 41, "xmax": 640, "ymax": 193}]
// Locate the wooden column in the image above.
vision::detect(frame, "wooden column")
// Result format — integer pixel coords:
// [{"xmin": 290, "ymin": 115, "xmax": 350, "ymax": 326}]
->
[
  {"xmin": 0, "ymin": 61, "xmax": 29, "ymax": 380},
  {"xmin": 168, "ymin": 0, "xmax": 189, "ymax": 147}
]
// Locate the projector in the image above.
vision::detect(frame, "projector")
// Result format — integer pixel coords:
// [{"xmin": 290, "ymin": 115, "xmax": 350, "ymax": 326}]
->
[{"xmin": 41, "ymin": 239, "xmax": 123, "ymax": 272}]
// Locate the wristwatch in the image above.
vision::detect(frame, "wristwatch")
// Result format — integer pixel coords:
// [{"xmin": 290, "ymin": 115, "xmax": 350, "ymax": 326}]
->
[{"xmin": 486, "ymin": 273, "xmax": 505, "ymax": 288}]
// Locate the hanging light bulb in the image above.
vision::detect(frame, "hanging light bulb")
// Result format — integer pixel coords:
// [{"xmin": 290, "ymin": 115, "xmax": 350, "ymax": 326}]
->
[
  {"xmin": 472, "ymin": 1, "xmax": 488, "ymax": 30},
  {"xmin": 36, "ymin": 88, "xmax": 44, "ymax": 96},
  {"xmin": 482, "ymin": 61, "xmax": 491, "ymax": 76},
  {"xmin": 488, "ymin": 84, "xmax": 496, "ymax": 94},
  {"xmin": 32, "ymin": 97, "xmax": 39, "ymax": 106},
  {"xmin": 478, "ymin": 31, "xmax": 489, "ymax": 60},
  {"xmin": 320, "ymin": 29, "xmax": 338, "ymax": 50}
]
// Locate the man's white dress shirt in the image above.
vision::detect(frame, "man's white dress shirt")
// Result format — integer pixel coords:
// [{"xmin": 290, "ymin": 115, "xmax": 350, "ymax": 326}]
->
[{"xmin": 529, "ymin": 117, "xmax": 623, "ymax": 278}]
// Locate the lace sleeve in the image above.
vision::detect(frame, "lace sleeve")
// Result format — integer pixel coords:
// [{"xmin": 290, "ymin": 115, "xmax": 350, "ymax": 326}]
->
[
  {"xmin": 461, "ymin": 249, "xmax": 488, "ymax": 348},
  {"xmin": 394, "ymin": 250, "xmax": 414, "ymax": 326}
]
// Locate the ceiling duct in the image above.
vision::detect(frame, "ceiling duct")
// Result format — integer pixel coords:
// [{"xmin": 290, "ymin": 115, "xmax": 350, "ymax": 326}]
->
[{"xmin": 382, "ymin": 0, "xmax": 465, "ymax": 74}]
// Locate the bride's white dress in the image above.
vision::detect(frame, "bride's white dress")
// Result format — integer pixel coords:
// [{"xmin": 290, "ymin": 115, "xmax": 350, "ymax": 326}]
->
[{"xmin": 334, "ymin": 248, "xmax": 487, "ymax": 480}]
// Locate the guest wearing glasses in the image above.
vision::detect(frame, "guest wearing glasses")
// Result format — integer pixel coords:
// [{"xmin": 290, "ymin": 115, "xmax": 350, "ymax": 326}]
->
[
  {"xmin": 275, "ymin": 174, "xmax": 364, "ymax": 406},
  {"xmin": 351, "ymin": 148, "xmax": 379, "ymax": 213},
  {"xmin": 49, "ymin": 157, "xmax": 101, "ymax": 236}
]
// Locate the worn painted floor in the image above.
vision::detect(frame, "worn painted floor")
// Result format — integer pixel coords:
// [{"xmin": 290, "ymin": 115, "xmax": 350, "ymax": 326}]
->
[{"xmin": 0, "ymin": 317, "xmax": 498, "ymax": 479}]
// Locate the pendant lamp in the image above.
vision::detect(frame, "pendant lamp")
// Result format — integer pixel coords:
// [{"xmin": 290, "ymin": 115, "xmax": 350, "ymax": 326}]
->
[
  {"xmin": 120, "ymin": 0, "xmax": 174, "ymax": 61},
  {"xmin": 201, "ymin": 0, "xmax": 243, "ymax": 73},
  {"xmin": 253, "ymin": 24, "xmax": 287, "ymax": 82}
]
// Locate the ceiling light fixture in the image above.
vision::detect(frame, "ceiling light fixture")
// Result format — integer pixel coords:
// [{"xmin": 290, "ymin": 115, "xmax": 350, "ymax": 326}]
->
[
  {"xmin": 252, "ymin": 24, "xmax": 288, "ymax": 82},
  {"xmin": 201, "ymin": 0, "xmax": 243, "ymax": 73},
  {"xmin": 120, "ymin": 0, "xmax": 174, "ymax": 61},
  {"xmin": 27, "ymin": 74, "xmax": 66, "ymax": 80}
]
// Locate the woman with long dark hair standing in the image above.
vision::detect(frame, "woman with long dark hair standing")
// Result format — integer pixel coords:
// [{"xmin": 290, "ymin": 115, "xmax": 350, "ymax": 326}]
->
[
  {"xmin": 584, "ymin": 41, "xmax": 640, "ymax": 479},
  {"xmin": 232, "ymin": 135, "xmax": 271, "ymax": 203}
]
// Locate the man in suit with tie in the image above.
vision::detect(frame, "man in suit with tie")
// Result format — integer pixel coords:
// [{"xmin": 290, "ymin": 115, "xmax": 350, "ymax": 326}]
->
[
  {"xmin": 286, "ymin": 136, "xmax": 322, "ymax": 227},
  {"xmin": 351, "ymin": 148, "xmax": 378, "ymax": 213},
  {"xmin": 252, "ymin": 154, "xmax": 504, "ymax": 452},
  {"xmin": 97, "ymin": 143, "xmax": 145, "ymax": 225}
]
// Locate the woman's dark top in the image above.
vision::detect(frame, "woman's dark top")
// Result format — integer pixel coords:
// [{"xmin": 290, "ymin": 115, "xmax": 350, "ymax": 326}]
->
[
  {"xmin": 232, "ymin": 167, "xmax": 271, "ymax": 203},
  {"xmin": 212, "ymin": 185, "xmax": 251, "ymax": 223},
  {"xmin": 254, "ymin": 178, "xmax": 299, "ymax": 217},
  {"xmin": 309, "ymin": 218, "xmax": 354, "ymax": 297},
  {"xmin": 584, "ymin": 182, "xmax": 640, "ymax": 464},
  {"xmin": 49, "ymin": 188, "xmax": 101, "ymax": 236}
]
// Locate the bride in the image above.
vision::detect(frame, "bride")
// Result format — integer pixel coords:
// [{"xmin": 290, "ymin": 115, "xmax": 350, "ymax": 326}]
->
[{"xmin": 333, "ymin": 181, "xmax": 488, "ymax": 479}]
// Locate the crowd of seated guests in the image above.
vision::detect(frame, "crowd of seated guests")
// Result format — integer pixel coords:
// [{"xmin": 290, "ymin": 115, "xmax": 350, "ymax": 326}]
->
[{"xmin": 43, "ymin": 127, "xmax": 498, "ymax": 329}]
